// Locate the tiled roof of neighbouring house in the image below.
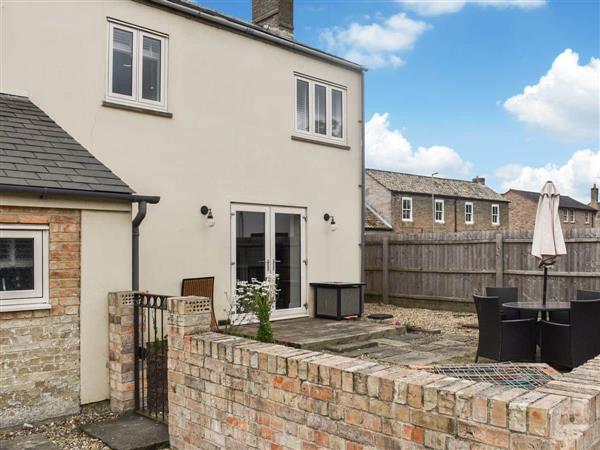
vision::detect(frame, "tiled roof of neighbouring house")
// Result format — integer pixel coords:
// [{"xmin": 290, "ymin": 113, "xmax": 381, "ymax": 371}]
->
[
  {"xmin": 0, "ymin": 93, "xmax": 133, "ymax": 194},
  {"xmin": 365, "ymin": 204, "xmax": 392, "ymax": 230},
  {"xmin": 505, "ymin": 189, "xmax": 597, "ymax": 212},
  {"xmin": 366, "ymin": 169, "xmax": 507, "ymax": 202}
]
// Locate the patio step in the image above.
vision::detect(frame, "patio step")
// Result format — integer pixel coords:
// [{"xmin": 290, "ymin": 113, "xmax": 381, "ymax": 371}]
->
[{"xmin": 325, "ymin": 340, "xmax": 379, "ymax": 353}]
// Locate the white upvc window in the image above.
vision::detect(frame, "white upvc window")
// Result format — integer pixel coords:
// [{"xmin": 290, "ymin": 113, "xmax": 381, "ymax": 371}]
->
[
  {"xmin": 107, "ymin": 20, "xmax": 168, "ymax": 111},
  {"xmin": 434, "ymin": 199, "xmax": 445, "ymax": 223},
  {"xmin": 491, "ymin": 204, "xmax": 500, "ymax": 226},
  {"xmin": 562, "ymin": 209, "xmax": 569, "ymax": 223},
  {"xmin": 569, "ymin": 209, "xmax": 575, "ymax": 223},
  {"xmin": 465, "ymin": 202, "xmax": 474, "ymax": 224},
  {"xmin": 294, "ymin": 74, "xmax": 346, "ymax": 143},
  {"xmin": 401, "ymin": 197, "xmax": 413, "ymax": 221},
  {"xmin": 585, "ymin": 211, "xmax": 590, "ymax": 224},
  {"xmin": 0, "ymin": 225, "xmax": 49, "ymax": 312}
]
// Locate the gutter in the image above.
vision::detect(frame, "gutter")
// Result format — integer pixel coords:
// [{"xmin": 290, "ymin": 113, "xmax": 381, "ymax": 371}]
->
[{"xmin": 146, "ymin": 0, "xmax": 365, "ymax": 72}]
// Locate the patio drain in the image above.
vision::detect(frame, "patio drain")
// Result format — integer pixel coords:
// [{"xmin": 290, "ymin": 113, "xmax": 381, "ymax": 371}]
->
[{"xmin": 420, "ymin": 363, "xmax": 559, "ymax": 389}]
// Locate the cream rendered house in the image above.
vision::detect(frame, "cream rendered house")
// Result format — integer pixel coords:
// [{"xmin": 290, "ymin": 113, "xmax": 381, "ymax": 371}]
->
[{"xmin": 1, "ymin": 0, "xmax": 364, "ymax": 420}]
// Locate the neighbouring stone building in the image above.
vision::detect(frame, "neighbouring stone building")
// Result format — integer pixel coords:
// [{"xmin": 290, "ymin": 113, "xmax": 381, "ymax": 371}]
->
[
  {"xmin": 0, "ymin": 93, "xmax": 144, "ymax": 427},
  {"xmin": 366, "ymin": 169, "xmax": 508, "ymax": 234},
  {"xmin": 504, "ymin": 188, "xmax": 598, "ymax": 230},
  {"xmin": 588, "ymin": 183, "xmax": 600, "ymax": 225}
]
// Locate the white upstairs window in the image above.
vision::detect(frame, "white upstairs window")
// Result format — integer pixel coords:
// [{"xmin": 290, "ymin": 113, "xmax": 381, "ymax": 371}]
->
[
  {"xmin": 107, "ymin": 20, "xmax": 168, "ymax": 110},
  {"xmin": 402, "ymin": 197, "xmax": 413, "ymax": 221},
  {"xmin": 491, "ymin": 204, "xmax": 500, "ymax": 226},
  {"xmin": 569, "ymin": 209, "xmax": 575, "ymax": 223},
  {"xmin": 0, "ymin": 225, "xmax": 49, "ymax": 312},
  {"xmin": 435, "ymin": 199, "xmax": 444, "ymax": 223},
  {"xmin": 465, "ymin": 202, "xmax": 474, "ymax": 224},
  {"xmin": 585, "ymin": 211, "xmax": 590, "ymax": 224},
  {"xmin": 294, "ymin": 75, "xmax": 346, "ymax": 143}
]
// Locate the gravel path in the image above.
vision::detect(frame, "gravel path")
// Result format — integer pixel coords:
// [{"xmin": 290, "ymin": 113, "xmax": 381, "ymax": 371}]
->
[
  {"xmin": 0, "ymin": 403, "xmax": 169, "ymax": 450},
  {"xmin": 365, "ymin": 303, "xmax": 478, "ymax": 336}
]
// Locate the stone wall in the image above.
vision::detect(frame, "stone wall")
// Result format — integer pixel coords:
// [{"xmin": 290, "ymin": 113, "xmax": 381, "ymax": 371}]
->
[
  {"xmin": 0, "ymin": 206, "xmax": 81, "ymax": 428},
  {"xmin": 165, "ymin": 297, "xmax": 600, "ymax": 449},
  {"xmin": 389, "ymin": 193, "xmax": 509, "ymax": 234}
]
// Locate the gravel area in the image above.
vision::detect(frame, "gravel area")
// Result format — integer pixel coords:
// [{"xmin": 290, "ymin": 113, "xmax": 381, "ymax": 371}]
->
[
  {"xmin": 365, "ymin": 302, "xmax": 478, "ymax": 336},
  {"xmin": 0, "ymin": 402, "xmax": 169, "ymax": 450}
]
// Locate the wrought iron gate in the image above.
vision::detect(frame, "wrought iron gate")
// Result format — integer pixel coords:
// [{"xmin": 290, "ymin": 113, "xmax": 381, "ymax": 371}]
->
[{"xmin": 133, "ymin": 292, "xmax": 170, "ymax": 422}]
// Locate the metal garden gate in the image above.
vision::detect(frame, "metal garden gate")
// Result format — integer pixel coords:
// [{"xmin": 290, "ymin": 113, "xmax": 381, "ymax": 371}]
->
[{"xmin": 133, "ymin": 292, "xmax": 170, "ymax": 422}]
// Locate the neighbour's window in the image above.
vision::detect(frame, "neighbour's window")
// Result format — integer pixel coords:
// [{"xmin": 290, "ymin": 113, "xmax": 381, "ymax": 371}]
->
[
  {"xmin": 108, "ymin": 20, "xmax": 168, "ymax": 110},
  {"xmin": 402, "ymin": 197, "xmax": 413, "ymax": 221},
  {"xmin": 585, "ymin": 211, "xmax": 590, "ymax": 224},
  {"xmin": 465, "ymin": 202, "xmax": 474, "ymax": 224},
  {"xmin": 434, "ymin": 199, "xmax": 444, "ymax": 223},
  {"xmin": 491, "ymin": 204, "xmax": 500, "ymax": 225},
  {"xmin": 563, "ymin": 209, "xmax": 569, "ymax": 223},
  {"xmin": 0, "ymin": 225, "xmax": 49, "ymax": 311},
  {"xmin": 569, "ymin": 209, "xmax": 575, "ymax": 223},
  {"xmin": 294, "ymin": 75, "xmax": 346, "ymax": 142}
]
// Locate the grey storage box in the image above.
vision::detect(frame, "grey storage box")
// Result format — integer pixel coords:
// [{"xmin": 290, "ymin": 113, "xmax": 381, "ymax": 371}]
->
[{"xmin": 311, "ymin": 282, "xmax": 364, "ymax": 320}]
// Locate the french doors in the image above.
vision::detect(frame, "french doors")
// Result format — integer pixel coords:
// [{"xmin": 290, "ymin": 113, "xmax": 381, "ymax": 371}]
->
[{"xmin": 231, "ymin": 204, "xmax": 306, "ymax": 320}]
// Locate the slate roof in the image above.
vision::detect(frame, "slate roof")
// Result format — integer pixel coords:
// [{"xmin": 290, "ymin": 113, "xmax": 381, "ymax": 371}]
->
[
  {"xmin": 366, "ymin": 169, "xmax": 507, "ymax": 202},
  {"xmin": 365, "ymin": 204, "xmax": 392, "ymax": 231},
  {"xmin": 505, "ymin": 189, "xmax": 596, "ymax": 211},
  {"xmin": 0, "ymin": 93, "xmax": 133, "ymax": 195}
]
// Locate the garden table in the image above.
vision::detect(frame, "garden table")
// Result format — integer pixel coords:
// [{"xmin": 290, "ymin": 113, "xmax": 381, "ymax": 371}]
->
[{"xmin": 503, "ymin": 301, "xmax": 571, "ymax": 321}]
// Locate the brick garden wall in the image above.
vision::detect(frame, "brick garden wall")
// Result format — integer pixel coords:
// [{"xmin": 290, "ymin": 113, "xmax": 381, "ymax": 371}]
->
[
  {"xmin": 0, "ymin": 206, "xmax": 81, "ymax": 428},
  {"xmin": 164, "ymin": 299, "xmax": 600, "ymax": 449}
]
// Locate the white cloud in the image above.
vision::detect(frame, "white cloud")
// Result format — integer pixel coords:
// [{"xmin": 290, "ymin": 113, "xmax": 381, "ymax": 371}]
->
[
  {"xmin": 504, "ymin": 49, "xmax": 600, "ymax": 140},
  {"xmin": 398, "ymin": 0, "xmax": 546, "ymax": 16},
  {"xmin": 320, "ymin": 13, "xmax": 430, "ymax": 69},
  {"xmin": 366, "ymin": 113, "xmax": 473, "ymax": 177},
  {"xmin": 495, "ymin": 149, "xmax": 600, "ymax": 202}
]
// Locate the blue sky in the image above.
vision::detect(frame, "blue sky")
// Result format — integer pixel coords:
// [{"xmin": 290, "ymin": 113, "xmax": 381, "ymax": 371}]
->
[{"xmin": 200, "ymin": 0, "xmax": 599, "ymax": 201}]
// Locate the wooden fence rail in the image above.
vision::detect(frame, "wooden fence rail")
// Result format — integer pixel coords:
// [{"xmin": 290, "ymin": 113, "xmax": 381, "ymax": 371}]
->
[{"xmin": 365, "ymin": 228, "xmax": 600, "ymax": 311}]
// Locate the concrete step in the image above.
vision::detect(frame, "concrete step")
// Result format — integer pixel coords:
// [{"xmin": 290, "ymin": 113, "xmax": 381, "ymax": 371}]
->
[{"xmin": 325, "ymin": 340, "xmax": 379, "ymax": 353}]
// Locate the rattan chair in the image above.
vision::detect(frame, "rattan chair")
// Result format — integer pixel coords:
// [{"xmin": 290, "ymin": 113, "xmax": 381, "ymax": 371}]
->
[
  {"xmin": 541, "ymin": 299, "xmax": 600, "ymax": 369},
  {"xmin": 485, "ymin": 287, "xmax": 537, "ymax": 321},
  {"xmin": 549, "ymin": 289, "xmax": 600, "ymax": 324},
  {"xmin": 474, "ymin": 295, "xmax": 537, "ymax": 363},
  {"xmin": 181, "ymin": 277, "xmax": 218, "ymax": 331}
]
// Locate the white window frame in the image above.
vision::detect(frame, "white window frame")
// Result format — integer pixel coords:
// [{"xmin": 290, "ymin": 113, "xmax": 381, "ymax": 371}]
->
[
  {"xmin": 563, "ymin": 209, "xmax": 569, "ymax": 223},
  {"xmin": 401, "ymin": 197, "xmax": 413, "ymax": 222},
  {"xmin": 569, "ymin": 209, "xmax": 576, "ymax": 223},
  {"xmin": 585, "ymin": 211, "xmax": 590, "ymax": 224},
  {"xmin": 491, "ymin": 204, "xmax": 500, "ymax": 226},
  {"xmin": 0, "ymin": 225, "xmax": 50, "ymax": 312},
  {"xmin": 465, "ymin": 202, "xmax": 474, "ymax": 225},
  {"xmin": 434, "ymin": 199, "xmax": 445, "ymax": 224},
  {"xmin": 107, "ymin": 20, "xmax": 168, "ymax": 111},
  {"xmin": 293, "ymin": 74, "xmax": 347, "ymax": 144}
]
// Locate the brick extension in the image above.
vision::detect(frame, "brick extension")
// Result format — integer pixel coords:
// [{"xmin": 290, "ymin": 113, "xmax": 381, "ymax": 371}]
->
[
  {"xmin": 166, "ymin": 299, "xmax": 600, "ymax": 449},
  {"xmin": 0, "ymin": 206, "xmax": 81, "ymax": 427}
]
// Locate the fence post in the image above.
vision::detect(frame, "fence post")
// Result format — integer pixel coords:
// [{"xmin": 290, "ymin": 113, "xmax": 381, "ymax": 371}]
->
[
  {"xmin": 495, "ymin": 233, "xmax": 504, "ymax": 287},
  {"xmin": 108, "ymin": 291, "xmax": 136, "ymax": 413},
  {"xmin": 382, "ymin": 235, "xmax": 390, "ymax": 304}
]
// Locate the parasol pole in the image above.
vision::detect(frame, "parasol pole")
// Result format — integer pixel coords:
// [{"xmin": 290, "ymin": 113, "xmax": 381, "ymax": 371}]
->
[{"xmin": 542, "ymin": 265, "xmax": 548, "ymax": 306}]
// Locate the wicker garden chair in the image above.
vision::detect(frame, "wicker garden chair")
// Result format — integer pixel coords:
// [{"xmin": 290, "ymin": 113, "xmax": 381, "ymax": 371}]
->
[
  {"xmin": 541, "ymin": 299, "xmax": 600, "ymax": 369},
  {"xmin": 549, "ymin": 289, "xmax": 600, "ymax": 324},
  {"xmin": 181, "ymin": 277, "xmax": 218, "ymax": 331},
  {"xmin": 474, "ymin": 295, "xmax": 537, "ymax": 363}
]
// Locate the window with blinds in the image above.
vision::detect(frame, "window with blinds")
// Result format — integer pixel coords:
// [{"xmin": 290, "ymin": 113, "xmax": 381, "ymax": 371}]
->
[
  {"xmin": 294, "ymin": 75, "xmax": 346, "ymax": 143},
  {"xmin": 107, "ymin": 20, "xmax": 168, "ymax": 110}
]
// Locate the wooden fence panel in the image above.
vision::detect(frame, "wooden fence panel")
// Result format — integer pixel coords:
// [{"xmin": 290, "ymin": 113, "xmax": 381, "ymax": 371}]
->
[{"xmin": 365, "ymin": 228, "xmax": 600, "ymax": 309}]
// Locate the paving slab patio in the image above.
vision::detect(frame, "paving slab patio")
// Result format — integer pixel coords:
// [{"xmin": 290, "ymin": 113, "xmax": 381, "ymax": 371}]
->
[
  {"xmin": 80, "ymin": 413, "xmax": 168, "ymax": 450},
  {"xmin": 1, "ymin": 433, "xmax": 59, "ymax": 450}
]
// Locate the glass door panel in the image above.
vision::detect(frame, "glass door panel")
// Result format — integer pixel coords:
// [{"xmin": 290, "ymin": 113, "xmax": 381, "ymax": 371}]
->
[
  {"xmin": 273, "ymin": 213, "xmax": 302, "ymax": 311},
  {"xmin": 234, "ymin": 210, "xmax": 267, "ymax": 285}
]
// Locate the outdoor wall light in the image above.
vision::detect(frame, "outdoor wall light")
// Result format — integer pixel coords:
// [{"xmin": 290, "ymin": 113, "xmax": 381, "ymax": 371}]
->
[
  {"xmin": 323, "ymin": 213, "xmax": 337, "ymax": 231},
  {"xmin": 201, "ymin": 206, "xmax": 215, "ymax": 227}
]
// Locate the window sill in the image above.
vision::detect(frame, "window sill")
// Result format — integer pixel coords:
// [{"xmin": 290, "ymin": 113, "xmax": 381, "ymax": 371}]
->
[
  {"xmin": 291, "ymin": 135, "xmax": 350, "ymax": 150},
  {"xmin": 102, "ymin": 100, "xmax": 173, "ymax": 118},
  {"xmin": 0, "ymin": 303, "xmax": 51, "ymax": 313}
]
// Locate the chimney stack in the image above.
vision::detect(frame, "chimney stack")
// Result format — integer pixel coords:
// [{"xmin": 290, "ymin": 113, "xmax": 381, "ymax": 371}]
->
[
  {"xmin": 591, "ymin": 183, "xmax": 599, "ymax": 208},
  {"xmin": 472, "ymin": 176, "xmax": 486, "ymax": 185},
  {"xmin": 252, "ymin": 0, "xmax": 294, "ymax": 38}
]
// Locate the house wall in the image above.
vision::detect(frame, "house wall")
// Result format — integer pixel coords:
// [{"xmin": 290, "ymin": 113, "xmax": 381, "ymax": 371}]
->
[
  {"xmin": 388, "ymin": 193, "xmax": 508, "ymax": 234},
  {"xmin": 504, "ymin": 191, "xmax": 595, "ymax": 230},
  {"xmin": 0, "ymin": 196, "xmax": 131, "ymax": 425},
  {"xmin": 1, "ymin": 1, "xmax": 363, "ymax": 321}
]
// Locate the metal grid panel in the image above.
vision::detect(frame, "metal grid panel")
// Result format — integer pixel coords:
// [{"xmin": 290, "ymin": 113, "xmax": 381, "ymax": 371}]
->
[{"xmin": 429, "ymin": 363, "xmax": 557, "ymax": 389}]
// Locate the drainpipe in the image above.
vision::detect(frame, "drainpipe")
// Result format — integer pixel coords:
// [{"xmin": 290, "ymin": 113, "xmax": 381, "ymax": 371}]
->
[
  {"xmin": 132, "ymin": 198, "xmax": 160, "ymax": 290},
  {"xmin": 360, "ymin": 70, "xmax": 366, "ymax": 291}
]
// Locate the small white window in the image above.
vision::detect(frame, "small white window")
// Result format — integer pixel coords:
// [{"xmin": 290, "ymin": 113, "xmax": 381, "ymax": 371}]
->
[
  {"xmin": 402, "ymin": 197, "xmax": 413, "ymax": 221},
  {"xmin": 585, "ymin": 211, "xmax": 590, "ymax": 224},
  {"xmin": 294, "ymin": 75, "xmax": 346, "ymax": 143},
  {"xmin": 465, "ymin": 202, "xmax": 474, "ymax": 224},
  {"xmin": 107, "ymin": 20, "xmax": 168, "ymax": 111},
  {"xmin": 435, "ymin": 199, "xmax": 445, "ymax": 223},
  {"xmin": 0, "ymin": 225, "xmax": 49, "ymax": 312},
  {"xmin": 563, "ymin": 209, "xmax": 569, "ymax": 223},
  {"xmin": 569, "ymin": 210, "xmax": 575, "ymax": 223},
  {"xmin": 491, "ymin": 204, "xmax": 500, "ymax": 226}
]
